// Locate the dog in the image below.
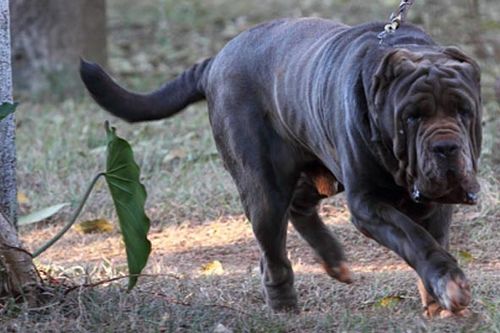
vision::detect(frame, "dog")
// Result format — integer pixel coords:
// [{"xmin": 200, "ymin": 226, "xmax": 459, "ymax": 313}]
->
[{"xmin": 80, "ymin": 18, "xmax": 482, "ymax": 318}]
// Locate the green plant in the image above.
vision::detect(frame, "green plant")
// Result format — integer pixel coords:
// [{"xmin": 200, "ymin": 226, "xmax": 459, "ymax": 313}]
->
[
  {"xmin": 0, "ymin": 102, "xmax": 17, "ymax": 121},
  {"xmin": 31, "ymin": 121, "xmax": 151, "ymax": 290}
]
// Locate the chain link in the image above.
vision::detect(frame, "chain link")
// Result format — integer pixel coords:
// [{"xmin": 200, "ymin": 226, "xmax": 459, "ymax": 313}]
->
[{"xmin": 378, "ymin": 0, "xmax": 415, "ymax": 43}]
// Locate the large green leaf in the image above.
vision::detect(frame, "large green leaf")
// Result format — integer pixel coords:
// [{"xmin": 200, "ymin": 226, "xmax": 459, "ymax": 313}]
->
[
  {"xmin": 0, "ymin": 102, "xmax": 17, "ymax": 121},
  {"xmin": 104, "ymin": 122, "xmax": 151, "ymax": 290}
]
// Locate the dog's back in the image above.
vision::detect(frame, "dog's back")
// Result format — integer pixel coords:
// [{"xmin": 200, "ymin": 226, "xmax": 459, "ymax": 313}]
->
[{"xmin": 80, "ymin": 18, "xmax": 349, "ymax": 123}]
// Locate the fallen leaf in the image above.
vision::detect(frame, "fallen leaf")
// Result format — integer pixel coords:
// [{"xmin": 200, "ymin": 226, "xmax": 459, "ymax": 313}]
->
[
  {"xmin": 18, "ymin": 203, "xmax": 69, "ymax": 226},
  {"xmin": 17, "ymin": 192, "xmax": 29, "ymax": 204},
  {"xmin": 162, "ymin": 148, "xmax": 187, "ymax": 164},
  {"xmin": 89, "ymin": 145, "xmax": 107, "ymax": 155},
  {"xmin": 458, "ymin": 250, "xmax": 475, "ymax": 263},
  {"xmin": 376, "ymin": 295, "xmax": 403, "ymax": 308},
  {"xmin": 213, "ymin": 323, "xmax": 233, "ymax": 333},
  {"xmin": 75, "ymin": 218, "xmax": 114, "ymax": 234},
  {"xmin": 201, "ymin": 260, "xmax": 224, "ymax": 276}
]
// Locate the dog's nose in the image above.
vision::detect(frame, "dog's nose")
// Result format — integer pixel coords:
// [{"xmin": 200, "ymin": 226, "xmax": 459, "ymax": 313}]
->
[{"xmin": 432, "ymin": 140, "xmax": 460, "ymax": 158}]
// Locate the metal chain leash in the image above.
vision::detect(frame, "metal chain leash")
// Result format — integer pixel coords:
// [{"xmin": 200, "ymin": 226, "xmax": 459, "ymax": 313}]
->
[{"xmin": 378, "ymin": 0, "xmax": 415, "ymax": 43}]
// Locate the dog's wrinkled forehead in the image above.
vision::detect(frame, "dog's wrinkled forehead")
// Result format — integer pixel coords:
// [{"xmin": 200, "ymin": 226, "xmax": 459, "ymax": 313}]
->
[
  {"xmin": 385, "ymin": 47, "xmax": 480, "ymax": 92},
  {"xmin": 371, "ymin": 46, "xmax": 481, "ymax": 117}
]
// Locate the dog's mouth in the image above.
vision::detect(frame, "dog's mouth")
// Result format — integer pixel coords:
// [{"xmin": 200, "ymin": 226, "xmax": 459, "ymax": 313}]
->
[
  {"xmin": 410, "ymin": 138, "xmax": 480, "ymax": 205},
  {"xmin": 410, "ymin": 182, "xmax": 479, "ymax": 205}
]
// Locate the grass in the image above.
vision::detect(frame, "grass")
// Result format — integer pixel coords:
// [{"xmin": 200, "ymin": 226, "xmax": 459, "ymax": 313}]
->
[{"xmin": 3, "ymin": 0, "xmax": 500, "ymax": 332}]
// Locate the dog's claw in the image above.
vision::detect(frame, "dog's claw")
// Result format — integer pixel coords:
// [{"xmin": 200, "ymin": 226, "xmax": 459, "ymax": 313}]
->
[
  {"xmin": 423, "ymin": 303, "xmax": 471, "ymax": 319},
  {"xmin": 411, "ymin": 184, "xmax": 423, "ymax": 202},
  {"xmin": 322, "ymin": 261, "xmax": 353, "ymax": 284},
  {"xmin": 465, "ymin": 192, "xmax": 478, "ymax": 204}
]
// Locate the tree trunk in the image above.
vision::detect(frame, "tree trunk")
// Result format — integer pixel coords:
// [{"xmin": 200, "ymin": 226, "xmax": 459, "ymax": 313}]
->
[
  {"xmin": 0, "ymin": 0, "xmax": 16, "ymax": 225},
  {"xmin": 9, "ymin": 0, "xmax": 107, "ymax": 97},
  {"xmin": 468, "ymin": 0, "xmax": 480, "ymax": 17},
  {"xmin": 0, "ymin": 213, "xmax": 39, "ymax": 302},
  {"xmin": 0, "ymin": 0, "xmax": 39, "ymax": 302}
]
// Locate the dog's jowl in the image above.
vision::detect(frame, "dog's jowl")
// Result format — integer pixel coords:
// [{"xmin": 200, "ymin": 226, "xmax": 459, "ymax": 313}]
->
[{"xmin": 81, "ymin": 18, "xmax": 482, "ymax": 317}]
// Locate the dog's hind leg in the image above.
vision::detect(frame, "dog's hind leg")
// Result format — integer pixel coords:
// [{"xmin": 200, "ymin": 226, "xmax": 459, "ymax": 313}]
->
[
  {"xmin": 289, "ymin": 173, "xmax": 352, "ymax": 284},
  {"xmin": 209, "ymin": 100, "xmax": 302, "ymax": 312}
]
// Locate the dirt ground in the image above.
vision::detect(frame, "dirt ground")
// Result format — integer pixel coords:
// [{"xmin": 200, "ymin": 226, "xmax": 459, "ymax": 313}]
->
[{"xmin": 17, "ymin": 195, "xmax": 500, "ymax": 332}]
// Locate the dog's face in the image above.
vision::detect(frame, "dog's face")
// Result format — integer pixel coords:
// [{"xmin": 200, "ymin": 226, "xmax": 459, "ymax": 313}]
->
[{"xmin": 372, "ymin": 47, "xmax": 482, "ymax": 204}]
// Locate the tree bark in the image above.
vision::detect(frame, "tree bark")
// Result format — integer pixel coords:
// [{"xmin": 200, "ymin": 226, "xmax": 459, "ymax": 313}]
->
[
  {"xmin": 0, "ymin": 0, "xmax": 16, "ymax": 225},
  {"xmin": 468, "ymin": 0, "xmax": 480, "ymax": 17},
  {"xmin": 0, "ymin": 212, "xmax": 39, "ymax": 302},
  {"xmin": 0, "ymin": 0, "xmax": 39, "ymax": 302},
  {"xmin": 9, "ymin": 0, "xmax": 107, "ymax": 97}
]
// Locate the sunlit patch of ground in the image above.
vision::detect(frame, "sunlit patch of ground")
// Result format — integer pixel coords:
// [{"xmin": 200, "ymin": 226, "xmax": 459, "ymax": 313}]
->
[{"xmin": 17, "ymin": 197, "xmax": 499, "ymax": 332}]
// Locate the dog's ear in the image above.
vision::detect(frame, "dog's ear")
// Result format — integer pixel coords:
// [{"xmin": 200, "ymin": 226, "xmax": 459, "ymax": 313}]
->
[
  {"xmin": 443, "ymin": 46, "xmax": 481, "ymax": 84},
  {"xmin": 443, "ymin": 47, "xmax": 483, "ymax": 164},
  {"xmin": 370, "ymin": 49, "xmax": 422, "ymax": 108},
  {"xmin": 368, "ymin": 49, "xmax": 421, "ymax": 143}
]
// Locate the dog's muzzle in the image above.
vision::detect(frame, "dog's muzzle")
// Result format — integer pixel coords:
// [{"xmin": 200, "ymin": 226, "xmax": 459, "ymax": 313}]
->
[
  {"xmin": 411, "ymin": 135, "xmax": 479, "ymax": 205},
  {"xmin": 410, "ymin": 183, "xmax": 478, "ymax": 205}
]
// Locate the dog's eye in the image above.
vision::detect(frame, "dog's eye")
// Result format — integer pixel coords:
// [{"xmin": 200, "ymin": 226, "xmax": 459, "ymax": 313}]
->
[
  {"xmin": 458, "ymin": 106, "xmax": 472, "ymax": 118},
  {"xmin": 406, "ymin": 114, "xmax": 421, "ymax": 124}
]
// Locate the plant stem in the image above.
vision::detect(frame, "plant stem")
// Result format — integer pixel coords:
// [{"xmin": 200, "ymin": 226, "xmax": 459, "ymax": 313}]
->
[{"xmin": 32, "ymin": 172, "xmax": 106, "ymax": 258}]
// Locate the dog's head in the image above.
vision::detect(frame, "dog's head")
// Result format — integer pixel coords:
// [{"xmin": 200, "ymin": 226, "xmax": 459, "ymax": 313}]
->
[{"xmin": 370, "ymin": 47, "xmax": 482, "ymax": 204}]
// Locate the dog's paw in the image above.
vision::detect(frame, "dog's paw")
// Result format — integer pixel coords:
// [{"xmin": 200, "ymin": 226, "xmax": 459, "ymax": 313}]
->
[
  {"xmin": 431, "ymin": 270, "xmax": 471, "ymax": 313},
  {"xmin": 423, "ymin": 301, "xmax": 471, "ymax": 319},
  {"xmin": 264, "ymin": 287, "xmax": 299, "ymax": 313},
  {"xmin": 268, "ymin": 300, "xmax": 300, "ymax": 314},
  {"xmin": 322, "ymin": 261, "xmax": 353, "ymax": 284},
  {"xmin": 262, "ymin": 277, "xmax": 299, "ymax": 313}
]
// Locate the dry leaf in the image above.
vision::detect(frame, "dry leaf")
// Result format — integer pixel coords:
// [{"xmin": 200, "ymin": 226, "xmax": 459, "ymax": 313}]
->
[
  {"xmin": 213, "ymin": 323, "xmax": 233, "ymax": 333},
  {"xmin": 163, "ymin": 148, "xmax": 187, "ymax": 164},
  {"xmin": 19, "ymin": 203, "xmax": 69, "ymax": 226},
  {"xmin": 201, "ymin": 260, "xmax": 224, "ymax": 276},
  {"xmin": 458, "ymin": 250, "xmax": 475, "ymax": 263},
  {"xmin": 377, "ymin": 295, "xmax": 403, "ymax": 308},
  {"xmin": 75, "ymin": 218, "xmax": 114, "ymax": 234},
  {"xmin": 17, "ymin": 192, "xmax": 29, "ymax": 204}
]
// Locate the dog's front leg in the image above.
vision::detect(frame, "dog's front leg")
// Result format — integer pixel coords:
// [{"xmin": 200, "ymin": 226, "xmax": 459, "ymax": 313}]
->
[
  {"xmin": 347, "ymin": 191, "xmax": 471, "ymax": 315},
  {"xmin": 415, "ymin": 205, "xmax": 471, "ymax": 318}
]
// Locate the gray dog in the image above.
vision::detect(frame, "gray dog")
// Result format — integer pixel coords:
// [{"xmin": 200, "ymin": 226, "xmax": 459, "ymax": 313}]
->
[{"xmin": 80, "ymin": 18, "xmax": 482, "ymax": 318}]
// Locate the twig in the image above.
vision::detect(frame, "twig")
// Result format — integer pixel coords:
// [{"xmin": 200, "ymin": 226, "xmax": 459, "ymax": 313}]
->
[{"xmin": 62, "ymin": 273, "xmax": 182, "ymax": 295}]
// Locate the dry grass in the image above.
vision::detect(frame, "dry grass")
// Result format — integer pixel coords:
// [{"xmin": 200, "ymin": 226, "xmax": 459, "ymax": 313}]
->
[
  {"xmin": 7, "ymin": 197, "xmax": 500, "ymax": 332},
  {"xmin": 3, "ymin": 0, "xmax": 499, "ymax": 332}
]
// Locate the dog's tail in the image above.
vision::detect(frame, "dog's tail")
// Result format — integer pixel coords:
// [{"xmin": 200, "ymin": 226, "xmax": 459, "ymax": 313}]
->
[{"xmin": 79, "ymin": 58, "xmax": 212, "ymax": 122}]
